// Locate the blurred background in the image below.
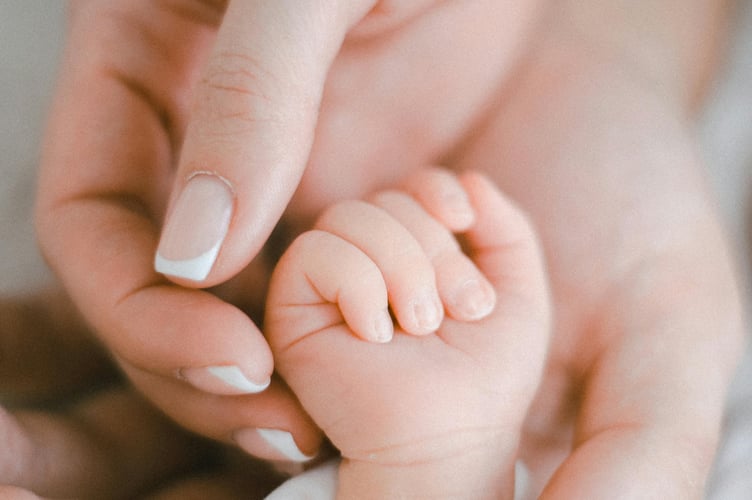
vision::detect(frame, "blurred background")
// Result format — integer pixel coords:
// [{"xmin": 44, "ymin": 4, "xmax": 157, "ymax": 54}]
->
[
  {"xmin": 1, "ymin": 1, "xmax": 750, "ymax": 497},
  {"xmin": 0, "ymin": 2, "xmax": 64, "ymax": 291}
]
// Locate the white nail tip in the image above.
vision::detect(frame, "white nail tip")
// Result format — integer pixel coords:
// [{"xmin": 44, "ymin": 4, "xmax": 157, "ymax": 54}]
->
[
  {"xmin": 155, "ymin": 241, "xmax": 221, "ymax": 282},
  {"xmin": 257, "ymin": 428, "xmax": 315, "ymax": 462},
  {"xmin": 264, "ymin": 460, "xmax": 339, "ymax": 499},
  {"xmin": 207, "ymin": 365, "xmax": 270, "ymax": 393},
  {"xmin": 514, "ymin": 460, "xmax": 531, "ymax": 500}
]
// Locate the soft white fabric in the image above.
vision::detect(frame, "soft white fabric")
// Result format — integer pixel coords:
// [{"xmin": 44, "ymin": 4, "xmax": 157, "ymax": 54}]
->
[
  {"xmin": 0, "ymin": 2, "xmax": 750, "ymax": 497},
  {"xmin": 264, "ymin": 459, "xmax": 532, "ymax": 499}
]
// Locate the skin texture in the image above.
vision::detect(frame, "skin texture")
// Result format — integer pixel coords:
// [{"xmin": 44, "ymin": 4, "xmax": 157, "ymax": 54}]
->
[
  {"xmin": 26, "ymin": 0, "xmax": 744, "ymax": 497},
  {"xmin": 453, "ymin": 9, "xmax": 744, "ymax": 495},
  {"xmin": 266, "ymin": 170, "xmax": 550, "ymax": 499},
  {"xmin": 36, "ymin": 0, "xmax": 540, "ymax": 462}
]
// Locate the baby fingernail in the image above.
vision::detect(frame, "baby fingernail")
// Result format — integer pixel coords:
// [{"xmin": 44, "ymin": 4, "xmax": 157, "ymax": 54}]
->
[
  {"xmin": 412, "ymin": 292, "xmax": 443, "ymax": 333},
  {"xmin": 455, "ymin": 279, "xmax": 495, "ymax": 320},
  {"xmin": 179, "ymin": 365, "xmax": 270, "ymax": 395},
  {"xmin": 372, "ymin": 309, "xmax": 394, "ymax": 343},
  {"xmin": 155, "ymin": 174, "xmax": 234, "ymax": 282},
  {"xmin": 235, "ymin": 428, "xmax": 315, "ymax": 462},
  {"xmin": 444, "ymin": 191, "xmax": 474, "ymax": 228}
]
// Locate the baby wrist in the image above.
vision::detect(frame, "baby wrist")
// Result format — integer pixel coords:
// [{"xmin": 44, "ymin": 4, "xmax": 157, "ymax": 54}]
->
[{"xmin": 336, "ymin": 433, "xmax": 518, "ymax": 500}]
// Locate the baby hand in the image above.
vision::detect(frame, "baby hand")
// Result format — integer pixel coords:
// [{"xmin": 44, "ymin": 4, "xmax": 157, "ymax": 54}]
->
[{"xmin": 265, "ymin": 169, "xmax": 550, "ymax": 499}]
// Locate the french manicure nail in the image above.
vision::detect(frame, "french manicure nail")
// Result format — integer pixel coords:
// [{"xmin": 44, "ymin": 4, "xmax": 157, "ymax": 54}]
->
[
  {"xmin": 235, "ymin": 428, "xmax": 315, "ymax": 462},
  {"xmin": 155, "ymin": 174, "xmax": 233, "ymax": 281},
  {"xmin": 179, "ymin": 365, "xmax": 270, "ymax": 395}
]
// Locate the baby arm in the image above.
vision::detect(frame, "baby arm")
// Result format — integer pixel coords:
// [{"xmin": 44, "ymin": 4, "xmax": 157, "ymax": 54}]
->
[{"xmin": 265, "ymin": 169, "xmax": 550, "ymax": 499}]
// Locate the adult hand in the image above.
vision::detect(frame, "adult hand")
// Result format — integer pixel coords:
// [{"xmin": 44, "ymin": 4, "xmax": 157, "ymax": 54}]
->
[
  {"xmin": 36, "ymin": 1, "xmax": 741, "ymax": 496},
  {"xmin": 0, "ymin": 292, "xmax": 282, "ymax": 499},
  {"xmin": 35, "ymin": 0, "xmax": 540, "ymax": 459},
  {"xmin": 453, "ymin": 5, "xmax": 745, "ymax": 496}
]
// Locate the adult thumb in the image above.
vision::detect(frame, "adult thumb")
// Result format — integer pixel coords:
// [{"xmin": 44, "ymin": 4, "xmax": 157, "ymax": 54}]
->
[{"xmin": 155, "ymin": 0, "xmax": 373, "ymax": 285}]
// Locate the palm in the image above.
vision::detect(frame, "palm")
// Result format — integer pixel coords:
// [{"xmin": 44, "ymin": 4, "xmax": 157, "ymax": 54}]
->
[
  {"xmin": 453, "ymin": 40, "xmax": 742, "ymax": 496},
  {"xmin": 275, "ymin": 307, "xmax": 548, "ymax": 464},
  {"xmin": 278, "ymin": 1, "xmax": 537, "ymax": 222}
]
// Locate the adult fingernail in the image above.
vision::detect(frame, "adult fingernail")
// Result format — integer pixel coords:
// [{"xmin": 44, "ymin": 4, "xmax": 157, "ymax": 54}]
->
[
  {"xmin": 234, "ymin": 428, "xmax": 315, "ymax": 462},
  {"xmin": 179, "ymin": 365, "xmax": 270, "ymax": 395},
  {"xmin": 155, "ymin": 174, "xmax": 234, "ymax": 281},
  {"xmin": 412, "ymin": 291, "xmax": 443, "ymax": 333},
  {"xmin": 454, "ymin": 279, "xmax": 495, "ymax": 320}
]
